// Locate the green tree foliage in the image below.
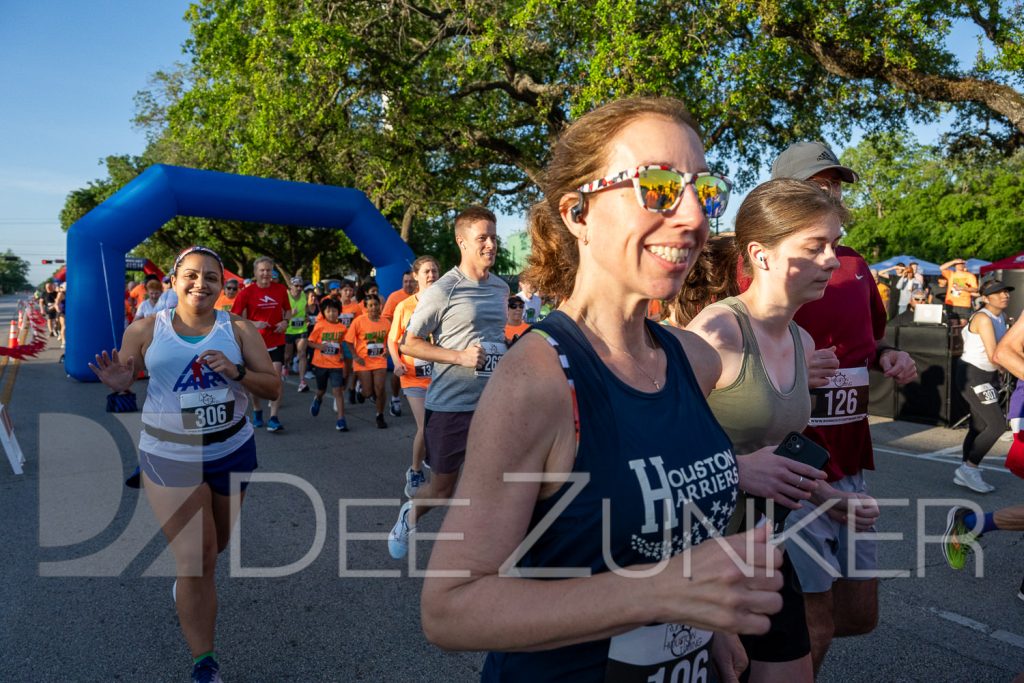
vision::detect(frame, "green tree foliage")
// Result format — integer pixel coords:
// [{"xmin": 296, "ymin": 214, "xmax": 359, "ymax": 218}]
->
[
  {"xmin": 842, "ymin": 136, "xmax": 1024, "ymax": 262},
  {"xmin": 0, "ymin": 251, "xmax": 32, "ymax": 293},
  {"xmin": 65, "ymin": 1, "xmax": 1024, "ymax": 276}
]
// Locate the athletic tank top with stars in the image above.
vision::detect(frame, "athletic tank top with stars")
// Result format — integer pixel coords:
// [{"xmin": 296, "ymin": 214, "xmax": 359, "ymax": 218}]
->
[
  {"xmin": 139, "ymin": 308, "xmax": 253, "ymax": 462},
  {"xmin": 482, "ymin": 311, "xmax": 738, "ymax": 683}
]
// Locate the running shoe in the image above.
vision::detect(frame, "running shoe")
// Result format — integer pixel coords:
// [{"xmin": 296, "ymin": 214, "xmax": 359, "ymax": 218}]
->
[
  {"xmin": 405, "ymin": 468, "xmax": 426, "ymax": 498},
  {"xmin": 310, "ymin": 398, "xmax": 321, "ymax": 417},
  {"xmin": 252, "ymin": 410, "xmax": 264, "ymax": 429},
  {"xmin": 389, "ymin": 398, "xmax": 402, "ymax": 417},
  {"xmin": 266, "ymin": 416, "xmax": 284, "ymax": 432},
  {"xmin": 304, "ymin": 370, "xmax": 315, "ymax": 380},
  {"xmin": 335, "ymin": 418, "xmax": 349, "ymax": 432},
  {"xmin": 388, "ymin": 500, "xmax": 413, "ymax": 559},
  {"xmin": 296, "ymin": 381, "xmax": 309, "ymax": 393},
  {"xmin": 376, "ymin": 413, "xmax": 387, "ymax": 429},
  {"xmin": 953, "ymin": 464, "xmax": 994, "ymax": 493},
  {"xmin": 942, "ymin": 506, "xmax": 978, "ymax": 570},
  {"xmin": 191, "ymin": 655, "xmax": 222, "ymax": 683}
]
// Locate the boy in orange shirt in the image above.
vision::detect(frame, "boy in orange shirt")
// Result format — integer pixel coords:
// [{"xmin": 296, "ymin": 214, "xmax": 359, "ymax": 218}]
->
[
  {"xmin": 307, "ymin": 298, "xmax": 349, "ymax": 432},
  {"xmin": 346, "ymin": 294, "xmax": 391, "ymax": 428}
]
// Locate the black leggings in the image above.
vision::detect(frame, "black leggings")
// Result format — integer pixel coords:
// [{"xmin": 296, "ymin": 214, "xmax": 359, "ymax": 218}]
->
[{"xmin": 957, "ymin": 362, "xmax": 1005, "ymax": 465}]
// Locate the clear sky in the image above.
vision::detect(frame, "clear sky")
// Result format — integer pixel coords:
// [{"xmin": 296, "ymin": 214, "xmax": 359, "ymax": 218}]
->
[{"xmin": 0, "ymin": 3, "xmax": 985, "ymax": 285}]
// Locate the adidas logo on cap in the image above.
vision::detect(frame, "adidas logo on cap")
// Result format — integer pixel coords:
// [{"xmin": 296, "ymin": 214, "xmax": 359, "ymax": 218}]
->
[{"xmin": 816, "ymin": 150, "xmax": 838, "ymax": 163}]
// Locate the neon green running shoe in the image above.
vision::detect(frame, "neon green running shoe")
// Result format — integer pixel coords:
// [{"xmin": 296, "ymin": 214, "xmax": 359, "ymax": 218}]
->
[{"xmin": 942, "ymin": 506, "xmax": 978, "ymax": 570}]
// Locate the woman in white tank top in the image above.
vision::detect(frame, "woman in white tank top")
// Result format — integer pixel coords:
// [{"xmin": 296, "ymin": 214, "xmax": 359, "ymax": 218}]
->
[
  {"xmin": 91, "ymin": 246, "xmax": 280, "ymax": 683},
  {"xmin": 954, "ymin": 279, "xmax": 1013, "ymax": 493}
]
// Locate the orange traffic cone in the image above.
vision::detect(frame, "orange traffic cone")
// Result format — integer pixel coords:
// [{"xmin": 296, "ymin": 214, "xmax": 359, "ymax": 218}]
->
[{"xmin": 8, "ymin": 320, "xmax": 18, "ymax": 349}]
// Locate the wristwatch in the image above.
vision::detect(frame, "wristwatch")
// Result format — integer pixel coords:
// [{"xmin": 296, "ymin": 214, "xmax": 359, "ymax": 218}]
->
[{"xmin": 234, "ymin": 363, "xmax": 247, "ymax": 381}]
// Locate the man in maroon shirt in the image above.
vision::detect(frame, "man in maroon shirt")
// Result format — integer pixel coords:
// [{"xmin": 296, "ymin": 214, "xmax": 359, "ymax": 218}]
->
[
  {"xmin": 772, "ymin": 142, "xmax": 917, "ymax": 674},
  {"xmin": 232, "ymin": 256, "xmax": 291, "ymax": 432}
]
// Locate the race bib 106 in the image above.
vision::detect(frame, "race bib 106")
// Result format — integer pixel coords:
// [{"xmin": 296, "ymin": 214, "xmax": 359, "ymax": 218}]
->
[{"xmin": 605, "ymin": 624, "xmax": 712, "ymax": 683}]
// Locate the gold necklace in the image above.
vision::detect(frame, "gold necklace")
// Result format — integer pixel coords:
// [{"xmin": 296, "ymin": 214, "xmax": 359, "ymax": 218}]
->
[{"xmin": 574, "ymin": 309, "xmax": 663, "ymax": 390}]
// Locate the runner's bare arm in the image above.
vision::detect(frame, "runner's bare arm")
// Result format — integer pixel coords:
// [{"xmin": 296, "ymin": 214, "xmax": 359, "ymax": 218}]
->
[
  {"xmin": 387, "ymin": 327, "xmax": 406, "ymax": 376},
  {"xmin": 994, "ymin": 316, "xmax": 1024, "ymax": 379},
  {"xmin": 421, "ymin": 333, "xmax": 783, "ymax": 652},
  {"xmin": 401, "ymin": 334, "xmax": 484, "ymax": 369},
  {"xmin": 677, "ymin": 307, "xmax": 737, "ymax": 393},
  {"xmin": 972, "ymin": 312, "xmax": 1003, "ymax": 371}
]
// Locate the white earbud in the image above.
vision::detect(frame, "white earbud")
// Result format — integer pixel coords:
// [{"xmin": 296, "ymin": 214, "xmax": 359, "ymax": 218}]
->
[{"xmin": 757, "ymin": 253, "xmax": 767, "ymax": 267}]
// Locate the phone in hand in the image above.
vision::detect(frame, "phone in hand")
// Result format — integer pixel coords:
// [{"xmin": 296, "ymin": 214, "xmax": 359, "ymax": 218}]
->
[
  {"xmin": 757, "ymin": 432, "xmax": 831, "ymax": 531},
  {"xmin": 773, "ymin": 431, "xmax": 830, "ymax": 470}
]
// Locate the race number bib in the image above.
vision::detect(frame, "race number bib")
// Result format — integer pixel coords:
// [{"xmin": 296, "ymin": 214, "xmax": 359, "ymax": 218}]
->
[
  {"xmin": 290, "ymin": 317, "xmax": 305, "ymax": 328},
  {"xmin": 605, "ymin": 624, "xmax": 712, "ymax": 682},
  {"xmin": 414, "ymin": 357, "xmax": 433, "ymax": 378},
  {"xmin": 179, "ymin": 388, "xmax": 235, "ymax": 434},
  {"xmin": 475, "ymin": 341, "xmax": 507, "ymax": 378},
  {"xmin": 366, "ymin": 342, "xmax": 385, "ymax": 357},
  {"xmin": 972, "ymin": 382, "xmax": 998, "ymax": 405},
  {"xmin": 339, "ymin": 313, "xmax": 355, "ymax": 327},
  {"xmin": 321, "ymin": 341, "xmax": 340, "ymax": 356},
  {"xmin": 809, "ymin": 366, "xmax": 869, "ymax": 426}
]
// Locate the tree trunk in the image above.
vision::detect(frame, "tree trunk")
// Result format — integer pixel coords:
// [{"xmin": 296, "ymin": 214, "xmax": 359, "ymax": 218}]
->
[{"xmin": 400, "ymin": 204, "xmax": 416, "ymax": 242}]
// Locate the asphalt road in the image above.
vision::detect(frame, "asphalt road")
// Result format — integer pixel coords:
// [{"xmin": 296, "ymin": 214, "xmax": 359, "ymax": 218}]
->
[{"xmin": 1, "ymin": 294, "xmax": 1021, "ymax": 682}]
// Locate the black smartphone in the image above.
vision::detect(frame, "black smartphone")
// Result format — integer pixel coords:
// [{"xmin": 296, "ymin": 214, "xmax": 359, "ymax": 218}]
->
[
  {"xmin": 756, "ymin": 432, "xmax": 831, "ymax": 531},
  {"xmin": 773, "ymin": 431, "xmax": 830, "ymax": 470}
]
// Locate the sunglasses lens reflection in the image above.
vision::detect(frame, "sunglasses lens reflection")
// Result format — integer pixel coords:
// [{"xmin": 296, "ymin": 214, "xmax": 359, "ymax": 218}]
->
[
  {"xmin": 637, "ymin": 168, "xmax": 683, "ymax": 212},
  {"xmin": 694, "ymin": 175, "xmax": 730, "ymax": 219}
]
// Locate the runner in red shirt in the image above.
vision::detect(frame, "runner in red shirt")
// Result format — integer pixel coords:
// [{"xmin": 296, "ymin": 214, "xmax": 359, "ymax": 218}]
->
[{"xmin": 232, "ymin": 256, "xmax": 291, "ymax": 432}]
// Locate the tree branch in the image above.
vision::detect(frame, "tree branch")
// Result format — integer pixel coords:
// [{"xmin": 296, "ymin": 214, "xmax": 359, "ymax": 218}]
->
[{"xmin": 770, "ymin": 21, "xmax": 1024, "ymax": 136}]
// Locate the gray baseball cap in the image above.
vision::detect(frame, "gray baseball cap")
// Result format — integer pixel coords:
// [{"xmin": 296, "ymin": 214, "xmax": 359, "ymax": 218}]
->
[{"xmin": 771, "ymin": 141, "xmax": 859, "ymax": 183}]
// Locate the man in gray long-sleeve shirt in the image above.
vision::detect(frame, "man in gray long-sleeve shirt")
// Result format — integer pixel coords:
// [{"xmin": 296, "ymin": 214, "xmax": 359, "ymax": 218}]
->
[{"xmin": 388, "ymin": 205, "xmax": 509, "ymax": 560}]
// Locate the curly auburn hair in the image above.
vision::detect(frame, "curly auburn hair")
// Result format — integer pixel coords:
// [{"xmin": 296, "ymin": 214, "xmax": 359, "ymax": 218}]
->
[
  {"xmin": 523, "ymin": 97, "xmax": 701, "ymax": 300},
  {"xmin": 671, "ymin": 178, "xmax": 850, "ymax": 325}
]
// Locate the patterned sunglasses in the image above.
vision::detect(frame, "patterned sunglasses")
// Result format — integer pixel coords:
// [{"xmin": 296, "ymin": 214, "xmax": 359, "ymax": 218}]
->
[{"xmin": 576, "ymin": 165, "xmax": 732, "ymax": 219}]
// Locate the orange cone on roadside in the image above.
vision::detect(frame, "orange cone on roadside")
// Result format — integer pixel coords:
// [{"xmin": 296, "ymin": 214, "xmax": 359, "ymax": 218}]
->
[{"xmin": 8, "ymin": 320, "xmax": 18, "ymax": 349}]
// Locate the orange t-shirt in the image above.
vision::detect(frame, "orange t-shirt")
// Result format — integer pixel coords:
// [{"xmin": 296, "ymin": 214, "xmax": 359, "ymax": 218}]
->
[
  {"xmin": 214, "ymin": 293, "xmax": 237, "ymax": 312},
  {"xmin": 382, "ymin": 289, "xmax": 410, "ymax": 326},
  {"xmin": 345, "ymin": 314, "xmax": 390, "ymax": 371},
  {"xmin": 945, "ymin": 271, "xmax": 978, "ymax": 308},
  {"xmin": 388, "ymin": 294, "xmax": 431, "ymax": 389},
  {"xmin": 505, "ymin": 322, "xmax": 531, "ymax": 346},
  {"xmin": 130, "ymin": 283, "xmax": 148, "ymax": 307},
  {"xmin": 309, "ymin": 320, "xmax": 349, "ymax": 369},
  {"xmin": 337, "ymin": 301, "xmax": 365, "ymax": 328}
]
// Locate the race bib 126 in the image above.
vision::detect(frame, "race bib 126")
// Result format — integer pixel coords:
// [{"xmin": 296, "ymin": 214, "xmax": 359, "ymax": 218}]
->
[
  {"xmin": 809, "ymin": 366, "xmax": 869, "ymax": 426},
  {"xmin": 475, "ymin": 341, "xmax": 507, "ymax": 378}
]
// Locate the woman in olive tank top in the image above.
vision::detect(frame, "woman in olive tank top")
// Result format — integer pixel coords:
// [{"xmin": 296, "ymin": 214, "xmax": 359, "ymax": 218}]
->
[{"xmin": 681, "ymin": 180, "xmax": 849, "ymax": 682}]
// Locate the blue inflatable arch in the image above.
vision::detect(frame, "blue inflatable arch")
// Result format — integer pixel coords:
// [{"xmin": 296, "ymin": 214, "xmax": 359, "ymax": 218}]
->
[{"xmin": 65, "ymin": 164, "xmax": 415, "ymax": 381}]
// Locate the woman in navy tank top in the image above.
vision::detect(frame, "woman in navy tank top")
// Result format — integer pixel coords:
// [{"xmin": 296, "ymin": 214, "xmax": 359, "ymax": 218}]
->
[
  {"xmin": 422, "ymin": 97, "xmax": 785, "ymax": 682},
  {"xmin": 90, "ymin": 246, "xmax": 280, "ymax": 683}
]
